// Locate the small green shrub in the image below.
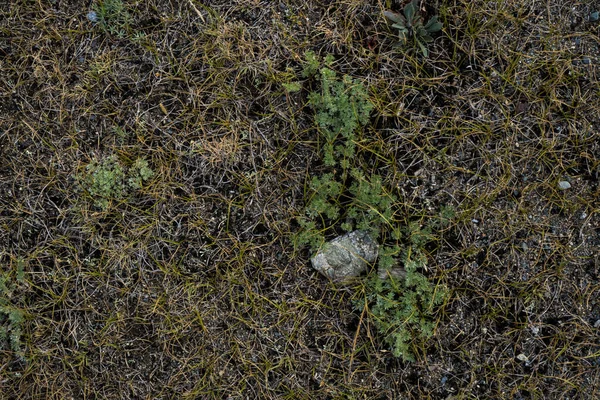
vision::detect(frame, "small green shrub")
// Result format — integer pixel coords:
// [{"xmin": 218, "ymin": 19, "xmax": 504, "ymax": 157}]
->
[
  {"xmin": 302, "ymin": 51, "xmax": 373, "ymax": 168},
  {"xmin": 0, "ymin": 259, "xmax": 26, "ymax": 355},
  {"xmin": 385, "ymin": 0, "xmax": 442, "ymax": 57},
  {"xmin": 301, "ymin": 50, "xmax": 322, "ymax": 78},
  {"xmin": 356, "ymin": 219, "xmax": 451, "ymax": 362},
  {"xmin": 93, "ymin": 0, "xmax": 132, "ymax": 38},
  {"xmin": 295, "ymin": 51, "xmax": 453, "ymax": 362},
  {"xmin": 295, "ymin": 172, "xmax": 344, "ymax": 250},
  {"xmin": 83, "ymin": 155, "xmax": 126, "ymax": 209},
  {"xmin": 80, "ymin": 155, "xmax": 153, "ymax": 209},
  {"xmin": 127, "ymin": 157, "xmax": 155, "ymax": 190},
  {"xmin": 295, "ymin": 52, "xmax": 400, "ymax": 250}
]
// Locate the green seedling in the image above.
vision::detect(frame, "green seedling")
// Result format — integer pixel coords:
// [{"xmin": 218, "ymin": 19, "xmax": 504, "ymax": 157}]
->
[
  {"xmin": 303, "ymin": 51, "xmax": 373, "ymax": 168},
  {"xmin": 80, "ymin": 155, "xmax": 154, "ymax": 209},
  {"xmin": 385, "ymin": 0, "xmax": 443, "ymax": 57},
  {"xmin": 93, "ymin": 0, "xmax": 133, "ymax": 38},
  {"xmin": 295, "ymin": 51, "xmax": 451, "ymax": 361},
  {"xmin": 0, "ymin": 259, "xmax": 26, "ymax": 356}
]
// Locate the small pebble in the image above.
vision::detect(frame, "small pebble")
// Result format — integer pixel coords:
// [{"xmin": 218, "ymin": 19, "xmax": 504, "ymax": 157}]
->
[
  {"xmin": 530, "ymin": 326, "xmax": 540, "ymax": 335},
  {"xmin": 517, "ymin": 353, "xmax": 529, "ymax": 362},
  {"xmin": 558, "ymin": 181, "xmax": 571, "ymax": 190},
  {"xmin": 87, "ymin": 11, "xmax": 98, "ymax": 23},
  {"xmin": 594, "ymin": 319, "xmax": 600, "ymax": 328},
  {"xmin": 582, "ymin": 57, "xmax": 591, "ymax": 65},
  {"xmin": 589, "ymin": 11, "xmax": 599, "ymax": 22}
]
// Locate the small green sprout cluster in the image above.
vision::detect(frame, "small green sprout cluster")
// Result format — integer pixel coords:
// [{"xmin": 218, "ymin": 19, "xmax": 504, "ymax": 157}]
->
[
  {"xmin": 294, "ymin": 51, "xmax": 453, "ymax": 361},
  {"xmin": 302, "ymin": 51, "xmax": 373, "ymax": 168},
  {"xmin": 357, "ymin": 214, "xmax": 453, "ymax": 362},
  {"xmin": 385, "ymin": 0, "xmax": 442, "ymax": 57},
  {"xmin": 93, "ymin": 0, "xmax": 133, "ymax": 38},
  {"xmin": 296, "ymin": 170, "xmax": 397, "ymax": 251},
  {"xmin": 0, "ymin": 259, "xmax": 26, "ymax": 356},
  {"xmin": 127, "ymin": 157, "xmax": 155, "ymax": 190},
  {"xmin": 81, "ymin": 154, "xmax": 154, "ymax": 209}
]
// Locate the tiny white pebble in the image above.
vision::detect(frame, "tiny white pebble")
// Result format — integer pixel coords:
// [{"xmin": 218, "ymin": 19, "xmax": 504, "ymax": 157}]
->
[
  {"xmin": 530, "ymin": 326, "xmax": 540, "ymax": 335},
  {"xmin": 87, "ymin": 11, "xmax": 98, "ymax": 23}
]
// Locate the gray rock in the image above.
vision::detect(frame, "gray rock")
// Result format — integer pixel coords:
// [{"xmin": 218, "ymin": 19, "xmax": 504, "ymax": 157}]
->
[
  {"xmin": 311, "ymin": 231, "xmax": 378, "ymax": 281},
  {"xmin": 558, "ymin": 181, "xmax": 571, "ymax": 190}
]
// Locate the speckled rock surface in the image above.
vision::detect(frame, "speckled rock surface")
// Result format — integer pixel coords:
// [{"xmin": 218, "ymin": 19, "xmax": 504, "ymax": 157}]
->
[{"xmin": 310, "ymin": 230, "xmax": 379, "ymax": 281}]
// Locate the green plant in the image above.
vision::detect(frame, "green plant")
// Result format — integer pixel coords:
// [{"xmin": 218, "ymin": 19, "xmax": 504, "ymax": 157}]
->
[
  {"xmin": 93, "ymin": 0, "xmax": 132, "ymax": 38},
  {"xmin": 356, "ymin": 216, "xmax": 452, "ymax": 362},
  {"xmin": 82, "ymin": 154, "xmax": 126, "ymax": 209},
  {"xmin": 127, "ymin": 157, "xmax": 155, "ymax": 190},
  {"xmin": 303, "ymin": 51, "xmax": 373, "ymax": 168},
  {"xmin": 0, "ymin": 259, "xmax": 26, "ymax": 356},
  {"xmin": 385, "ymin": 0, "xmax": 442, "ymax": 57},
  {"xmin": 359, "ymin": 254, "xmax": 447, "ymax": 362},
  {"xmin": 295, "ymin": 51, "xmax": 452, "ymax": 362},
  {"xmin": 80, "ymin": 155, "xmax": 153, "ymax": 209},
  {"xmin": 297, "ymin": 173, "xmax": 453, "ymax": 361},
  {"xmin": 301, "ymin": 50, "xmax": 323, "ymax": 79}
]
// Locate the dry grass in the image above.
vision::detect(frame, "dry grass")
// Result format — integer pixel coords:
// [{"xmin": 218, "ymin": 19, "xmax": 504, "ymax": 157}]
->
[{"xmin": 1, "ymin": 0, "xmax": 599, "ymax": 398}]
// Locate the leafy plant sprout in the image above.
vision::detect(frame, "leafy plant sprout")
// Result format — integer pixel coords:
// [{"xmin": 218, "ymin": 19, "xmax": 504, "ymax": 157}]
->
[
  {"xmin": 92, "ymin": 0, "xmax": 132, "ymax": 38},
  {"xmin": 385, "ymin": 0, "xmax": 442, "ymax": 57},
  {"xmin": 79, "ymin": 155, "xmax": 154, "ymax": 210},
  {"xmin": 294, "ymin": 51, "xmax": 451, "ymax": 361}
]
